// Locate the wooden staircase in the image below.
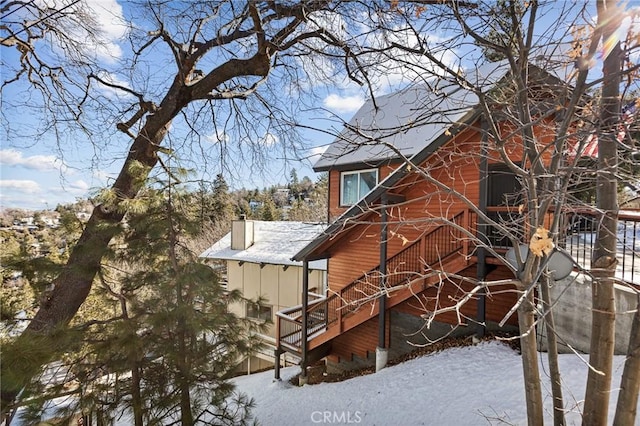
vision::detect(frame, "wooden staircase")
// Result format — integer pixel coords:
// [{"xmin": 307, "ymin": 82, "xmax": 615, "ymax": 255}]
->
[
  {"xmin": 276, "ymin": 210, "xmax": 476, "ymax": 359},
  {"xmin": 276, "ymin": 208, "xmax": 640, "ymax": 368}
]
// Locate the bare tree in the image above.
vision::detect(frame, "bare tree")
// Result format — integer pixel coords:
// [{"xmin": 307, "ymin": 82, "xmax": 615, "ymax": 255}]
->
[
  {"xmin": 292, "ymin": 1, "xmax": 639, "ymax": 424},
  {"xmin": 0, "ymin": 0, "xmax": 385, "ymax": 416},
  {"xmin": 582, "ymin": 0, "xmax": 623, "ymax": 423},
  {"xmin": 2, "ymin": 1, "xmax": 639, "ymax": 423},
  {"xmin": 391, "ymin": 2, "xmax": 638, "ymax": 424}
]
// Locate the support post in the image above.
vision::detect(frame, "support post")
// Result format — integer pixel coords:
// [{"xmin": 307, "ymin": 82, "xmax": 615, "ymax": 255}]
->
[
  {"xmin": 476, "ymin": 117, "xmax": 489, "ymax": 337},
  {"xmin": 377, "ymin": 194, "xmax": 388, "ymax": 371},
  {"xmin": 300, "ymin": 259, "xmax": 310, "ymax": 383},
  {"xmin": 274, "ymin": 313, "xmax": 281, "ymax": 380},
  {"xmin": 274, "ymin": 347, "xmax": 282, "ymax": 381}
]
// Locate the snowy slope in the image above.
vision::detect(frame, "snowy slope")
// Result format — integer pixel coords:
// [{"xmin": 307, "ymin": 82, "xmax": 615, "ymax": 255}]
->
[
  {"xmin": 11, "ymin": 342, "xmax": 635, "ymax": 425},
  {"xmin": 233, "ymin": 342, "xmax": 635, "ymax": 426}
]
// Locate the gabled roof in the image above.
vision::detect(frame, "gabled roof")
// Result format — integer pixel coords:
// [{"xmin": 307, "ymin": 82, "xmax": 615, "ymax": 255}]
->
[
  {"xmin": 293, "ymin": 106, "xmax": 481, "ymax": 262},
  {"xmin": 313, "ymin": 61, "xmax": 512, "ymax": 172},
  {"xmin": 296, "ymin": 61, "xmax": 569, "ymax": 261},
  {"xmin": 200, "ymin": 221, "xmax": 328, "ymax": 270}
]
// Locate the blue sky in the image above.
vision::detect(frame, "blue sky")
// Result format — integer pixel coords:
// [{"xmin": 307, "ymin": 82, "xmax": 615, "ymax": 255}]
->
[
  {"xmin": 0, "ymin": 0, "xmax": 377, "ymax": 210},
  {"xmin": 1, "ymin": 0, "xmax": 629, "ymax": 211}
]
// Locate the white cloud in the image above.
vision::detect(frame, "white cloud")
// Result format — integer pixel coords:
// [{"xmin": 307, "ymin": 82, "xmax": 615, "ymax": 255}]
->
[
  {"xmin": 0, "ymin": 178, "xmax": 92, "ymax": 209},
  {"xmin": 36, "ymin": 0, "xmax": 127, "ymax": 63},
  {"xmin": 86, "ymin": 0, "xmax": 127, "ymax": 62},
  {"xmin": 0, "ymin": 180, "xmax": 41, "ymax": 194},
  {"xmin": 323, "ymin": 94, "xmax": 365, "ymax": 114},
  {"xmin": 0, "ymin": 149, "xmax": 66, "ymax": 173},
  {"xmin": 260, "ymin": 133, "xmax": 279, "ymax": 147},
  {"xmin": 0, "ymin": 150, "xmax": 22, "ymax": 165},
  {"xmin": 88, "ymin": 0, "xmax": 127, "ymax": 39},
  {"xmin": 206, "ymin": 131, "xmax": 230, "ymax": 144},
  {"xmin": 366, "ymin": 30, "xmax": 456, "ymax": 95},
  {"xmin": 48, "ymin": 181, "xmax": 92, "ymax": 202},
  {"xmin": 294, "ymin": 10, "xmax": 460, "ymax": 101},
  {"xmin": 69, "ymin": 179, "xmax": 90, "ymax": 191},
  {"xmin": 308, "ymin": 145, "xmax": 328, "ymax": 163},
  {"xmin": 94, "ymin": 70, "xmax": 133, "ymax": 98},
  {"xmin": 618, "ymin": 6, "xmax": 640, "ymax": 63},
  {"xmin": 92, "ymin": 169, "xmax": 116, "ymax": 184}
]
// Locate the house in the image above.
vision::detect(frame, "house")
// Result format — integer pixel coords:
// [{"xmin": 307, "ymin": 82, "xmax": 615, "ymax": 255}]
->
[
  {"xmin": 200, "ymin": 218, "xmax": 327, "ymax": 373},
  {"xmin": 274, "ymin": 62, "xmax": 640, "ymax": 381}
]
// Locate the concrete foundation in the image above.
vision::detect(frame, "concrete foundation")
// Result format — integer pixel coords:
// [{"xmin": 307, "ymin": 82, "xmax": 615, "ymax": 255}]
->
[
  {"xmin": 325, "ymin": 310, "xmax": 514, "ymax": 374},
  {"xmin": 388, "ymin": 310, "xmax": 474, "ymax": 359},
  {"xmin": 375, "ymin": 347, "xmax": 388, "ymax": 372},
  {"xmin": 539, "ymin": 272, "xmax": 637, "ymax": 355}
]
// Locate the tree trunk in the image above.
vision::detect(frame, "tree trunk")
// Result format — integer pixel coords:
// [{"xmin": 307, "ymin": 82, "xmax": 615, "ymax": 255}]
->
[
  {"xmin": 540, "ymin": 276, "xmax": 565, "ymax": 426},
  {"xmin": 582, "ymin": 1, "xmax": 621, "ymax": 424},
  {"xmin": 517, "ymin": 289, "xmax": 543, "ymax": 426},
  {"xmin": 0, "ymin": 118, "xmax": 171, "ymax": 416},
  {"xmin": 179, "ymin": 374, "xmax": 193, "ymax": 426},
  {"xmin": 583, "ymin": 269, "xmax": 617, "ymax": 424},
  {"xmin": 130, "ymin": 361, "xmax": 144, "ymax": 426},
  {"xmin": 613, "ymin": 293, "xmax": 640, "ymax": 425},
  {"xmin": 0, "ymin": 25, "xmax": 290, "ymax": 411}
]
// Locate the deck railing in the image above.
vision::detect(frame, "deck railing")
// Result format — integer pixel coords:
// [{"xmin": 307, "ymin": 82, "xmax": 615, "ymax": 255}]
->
[
  {"xmin": 277, "ymin": 238, "xmax": 425, "ymax": 353},
  {"xmin": 276, "ymin": 210, "xmax": 473, "ymax": 354},
  {"xmin": 474, "ymin": 207, "xmax": 639, "ymax": 284},
  {"xmin": 423, "ymin": 210, "xmax": 469, "ymax": 265},
  {"xmin": 276, "ymin": 294, "xmax": 327, "ymax": 352},
  {"xmin": 560, "ymin": 210, "xmax": 639, "ymax": 284},
  {"xmin": 277, "ymin": 208, "xmax": 640, "ymax": 355}
]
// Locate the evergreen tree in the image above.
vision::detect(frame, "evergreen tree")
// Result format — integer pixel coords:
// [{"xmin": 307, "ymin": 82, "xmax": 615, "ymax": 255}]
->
[
  {"xmin": 9, "ymin": 184, "xmax": 266, "ymax": 425},
  {"xmin": 288, "ymin": 168, "xmax": 300, "ymax": 200},
  {"xmin": 474, "ymin": 0, "xmax": 523, "ymax": 62},
  {"xmin": 287, "ymin": 199, "xmax": 312, "ymax": 222},
  {"xmin": 67, "ymin": 186, "xmax": 266, "ymax": 425},
  {"xmin": 258, "ymin": 197, "xmax": 279, "ymax": 221},
  {"xmin": 210, "ymin": 174, "xmax": 233, "ymax": 222}
]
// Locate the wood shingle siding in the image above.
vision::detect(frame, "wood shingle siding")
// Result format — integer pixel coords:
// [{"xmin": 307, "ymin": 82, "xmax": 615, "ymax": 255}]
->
[
  {"xmin": 318, "ymin": 124, "xmax": 527, "ymax": 361},
  {"xmin": 328, "ymin": 264, "xmax": 519, "ymax": 362},
  {"xmin": 329, "ymin": 314, "xmax": 389, "ymax": 362}
]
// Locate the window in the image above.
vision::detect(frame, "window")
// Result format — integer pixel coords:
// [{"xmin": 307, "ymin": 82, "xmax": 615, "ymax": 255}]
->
[
  {"xmin": 340, "ymin": 169, "xmax": 378, "ymax": 206},
  {"xmin": 246, "ymin": 303, "xmax": 272, "ymax": 322},
  {"xmin": 486, "ymin": 163, "xmax": 523, "ymax": 247}
]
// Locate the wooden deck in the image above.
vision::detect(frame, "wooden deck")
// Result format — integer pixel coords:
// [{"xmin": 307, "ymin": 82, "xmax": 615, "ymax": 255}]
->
[{"xmin": 276, "ymin": 209, "xmax": 640, "ymax": 361}]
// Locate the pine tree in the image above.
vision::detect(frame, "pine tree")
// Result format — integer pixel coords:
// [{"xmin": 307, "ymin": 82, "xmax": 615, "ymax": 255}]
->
[
  {"xmin": 474, "ymin": 0, "xmax": 523, "ymax": 62},
  {"xmin": 67, "ymin": 186, "xmax": 267, "ymax": 425},
  {"xmin": 9, "ymin": 184, "xmax": 267, "ymax": 425},
  {"xmin": 210, "ymin": 174, "xmax": 234, "ymax": 224},
  {"xmin": 258, "ymin": 198, "xmax": 279, "ymax": 221},
  {"xmin": 288, "ymin": 168, "xmax": 300, "ymax": 200}
]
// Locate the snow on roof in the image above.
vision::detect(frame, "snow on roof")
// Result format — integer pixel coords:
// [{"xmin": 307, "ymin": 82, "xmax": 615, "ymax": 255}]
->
[
  {"xmin": 313, "ymin": 61, "xmax": 512, "ymax": 171},
  {"xmin": 199, "ymin": 221, "xmax": 328, "ymax": 270}
]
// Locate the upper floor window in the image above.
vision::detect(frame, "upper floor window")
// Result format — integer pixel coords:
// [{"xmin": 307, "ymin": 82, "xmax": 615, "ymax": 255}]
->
[
  {"xmin": 247, "ymin": 303, "xmax": 272, "ymax": 322},
  {"xmin": 340, "ymin": 169, "xmax": 378, "ymax": 206}
]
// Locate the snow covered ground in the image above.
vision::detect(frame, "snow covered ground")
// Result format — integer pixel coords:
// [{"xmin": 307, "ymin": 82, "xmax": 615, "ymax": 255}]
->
[
  {"xmin": 10, "ymin": 342, "xmax": 636, "ymax": 425},
  {"xmin": 233, "ymin": 341, "xmax": 636, "ymax": 425}
]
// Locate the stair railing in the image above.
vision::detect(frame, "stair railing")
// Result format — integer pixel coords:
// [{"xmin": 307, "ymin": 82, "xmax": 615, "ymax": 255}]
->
[{"xmin": 277, "ymin": 209, "xmax": 474, "ymax": 353}]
